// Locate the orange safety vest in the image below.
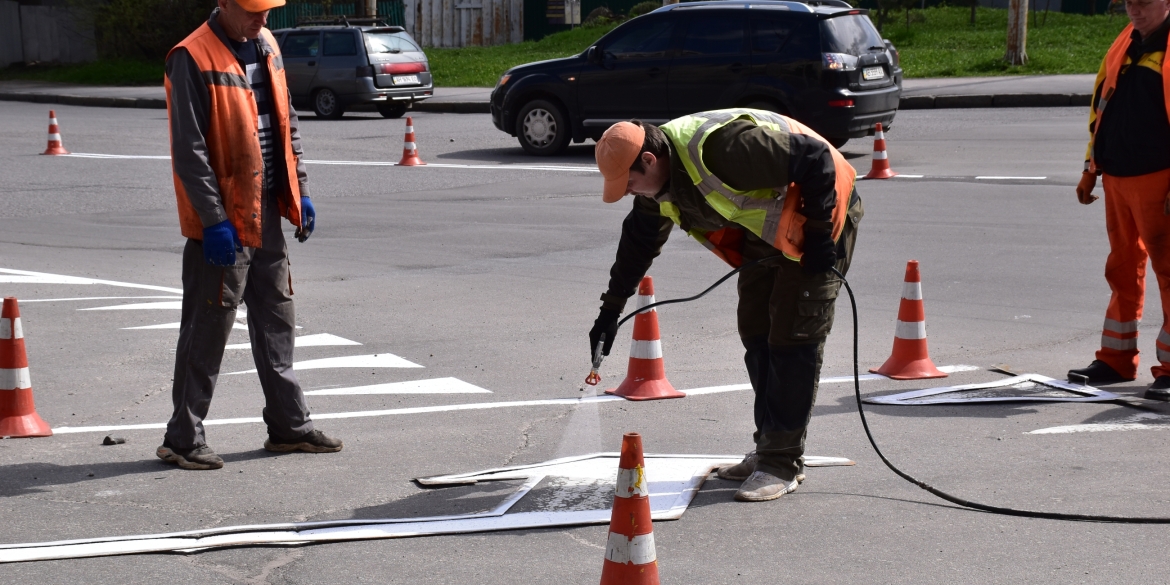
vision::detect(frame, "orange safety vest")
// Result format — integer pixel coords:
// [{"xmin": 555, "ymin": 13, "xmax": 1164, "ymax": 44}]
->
[
  {"xmin": 165, "ymin": 24, "xmax": 303, "ymax": 248},
  {"xmin": 1086, "ymin": 23, "xmax": 1170, "ymax": 173}
]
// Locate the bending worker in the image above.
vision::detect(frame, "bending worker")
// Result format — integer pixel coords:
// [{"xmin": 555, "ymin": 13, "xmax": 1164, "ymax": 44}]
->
[
  {"xmin": 160, "ymin": 0, "xmax": 342, "ymax": 470},
  {"xmin": 1072, "ymin": 0, "xmax": 1170, "ymax": 402},
  {"xmin": 589, "ymin": 109, "xmax": 863, "ymax": 501}
]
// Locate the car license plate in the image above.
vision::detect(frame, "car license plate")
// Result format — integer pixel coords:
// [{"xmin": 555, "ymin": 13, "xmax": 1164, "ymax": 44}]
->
[
  {"xmin": 392, "ymin": 75, "xmax": 420, "ymax": 85},
  {"xmin": 862, "ymin": 66, "xmax": 885, "ymax": 81}
]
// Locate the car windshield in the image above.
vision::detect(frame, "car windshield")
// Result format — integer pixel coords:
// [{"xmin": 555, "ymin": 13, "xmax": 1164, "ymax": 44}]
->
[
  {"xmin": 819, "ymin": 15, "xmax": 884, "ymax": 56},
  {"xmin": 365, "ymin": 32, "xmax": 422, "ymax": 54}
]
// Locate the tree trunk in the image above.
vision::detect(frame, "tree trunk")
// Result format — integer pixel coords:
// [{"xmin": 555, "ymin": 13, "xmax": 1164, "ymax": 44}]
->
[
  {"xmin": 1005, "ymin": 0, "xmax": 1028, "ymax": 66},
  {"xmin": 365, "ymin": 0, "xmax": 377, "ymax": 17},
  {"xmin": 970, "ymin": 3, "xmax": 976, "ymax": 24}
]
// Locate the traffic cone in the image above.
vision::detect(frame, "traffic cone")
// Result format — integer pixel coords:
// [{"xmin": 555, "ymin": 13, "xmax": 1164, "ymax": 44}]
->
[
  {"xmin": 41, "ymin": 110, "xmax": 69, "ymax": 156},
  {"xmin": 607, "ymin": 276, "xmax": 684, "ymax": 401},
  {"xmin": 863, "ymin": 122, "xmax": 895, "ymax": 179},
  {"xmin": 599, "ymin": 432, "xmax": 659, "ymax": 585},
  {"xmin": 397, "ymin": 116, "xmax": 425, "ymax": 166},
  {"xmin": 0, "ymin": 298, "xmax": 52, "ymax": 437},
  {"xmin": 870, "ymin": 260, "xmax": 947, "ymax": 380}
]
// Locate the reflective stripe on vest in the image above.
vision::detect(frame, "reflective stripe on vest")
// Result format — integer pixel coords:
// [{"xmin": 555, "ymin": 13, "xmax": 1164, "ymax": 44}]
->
[{"xmin": 659, "ymin": 109, "xmax": 855, "ymax": 264}]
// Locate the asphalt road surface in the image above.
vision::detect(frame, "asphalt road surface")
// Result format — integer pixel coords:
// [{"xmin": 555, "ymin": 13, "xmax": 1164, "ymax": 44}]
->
[{"xmin": 2, "ymin": 102, "xmax": 1169, "ymax": 584}]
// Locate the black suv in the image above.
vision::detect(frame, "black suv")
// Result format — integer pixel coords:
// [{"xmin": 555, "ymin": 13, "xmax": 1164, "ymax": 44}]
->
[{"xmin": 490, "ymin": 0, "xmax": 901, "ymax": 155}]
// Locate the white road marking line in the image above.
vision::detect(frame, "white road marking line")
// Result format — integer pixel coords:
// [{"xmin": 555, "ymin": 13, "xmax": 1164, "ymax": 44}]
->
[
  {"xmin": 50, "ymin": 364, "xmax": 978, "ymax": 434},
  {"xmin": 223, "ymin": 352, "xmax": 423, "ymax": 375},
  {"xmin": 0, "ymin": 268, "xmax": 181, "ymax": 294},
  {"xmin": 1028, "ymin": 412, "xmax": 1170, "ymax": 434},
  {"xmin": 61, "ymin": 153, "xmax": 599, "ymax": 173},
  {"xmin": 19, "ymin": 296, "xmax": 182, "ymax": 303},
  {"xmin": 62, "ymin": 153, "xmax": 171, "ymax": 159},
  {"xmin": 122, "ymin": 322, "xmax": 248, "ymax": 330},
  {"xmin": 974, "ymin": 176, "xmax": 1046, "ymax": 180},
  {"xmin": 891, "ymin": 174, "xmax": 925, "ymax": 178},
  {"xmin": 79, "ymin": 301, "xmax": 183, "ymax": 311},
  {"xmin": 225, "ymin": 333, "xmax": 361, "ymax": 350},
  {"xmin": 304, "ymin": 377, "xmax": 491, "ymax": 396}
]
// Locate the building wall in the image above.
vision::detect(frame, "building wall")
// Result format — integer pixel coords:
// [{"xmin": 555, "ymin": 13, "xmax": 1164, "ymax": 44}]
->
[{"xmin": 0, "ymin": 0, "xmax": 97, "ymax": 67}]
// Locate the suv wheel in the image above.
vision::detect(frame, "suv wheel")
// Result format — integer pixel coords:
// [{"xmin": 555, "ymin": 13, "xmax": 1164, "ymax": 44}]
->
[
  {"xmin": 515, "ymin": 99, "xmax": 570, "ymax": 156},
  {"xmin": 377, "ymin": 102, "xmax": 408, "ymax": 119},
  {"xmin": 313, "ymin": 88, "xmax": 344, "ymax": 119},
  {"xmin": 825, "ymin": 136, "xmax": 849, "ymax": 148}
]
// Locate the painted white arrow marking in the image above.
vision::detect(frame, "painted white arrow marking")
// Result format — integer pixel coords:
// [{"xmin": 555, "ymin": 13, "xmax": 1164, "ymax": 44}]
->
[
  {"xmin": 19, "ymin": 296, "xmax": 182, "ymax": 303},
  {"xmin": 864, "ymin": 374, "xmax": 1119, "ymax": 405},
  {"xmin": 225, "ymin": 333, "xmax": 361, "ymax": 350},
  {"xmin": 80, "ymin": 301, "xmax": 183, "ymax": 311},
  {"xmin": 1028, "ymin": 412, "xmax": 1170, "ymax": 434},
  {"xmin": 0, "ymin": 268, "xmax": 181, "ymax": 294},
  {"xmin": 305, "ymin": 377, "xmax": 489, "ymax": 395},
  {"xmin": 122, "ymin": 322, "xmax": 249, "ymax": 330},
  {"xmin": 223, "ymin": 352, "xmax": 423, "ymax": 375}
]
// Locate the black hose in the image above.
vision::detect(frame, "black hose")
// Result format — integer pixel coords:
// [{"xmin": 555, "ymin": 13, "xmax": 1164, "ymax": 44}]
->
[{"xmin": 617, "ymin": 261, "xmax": 1170, "ymax": 523}]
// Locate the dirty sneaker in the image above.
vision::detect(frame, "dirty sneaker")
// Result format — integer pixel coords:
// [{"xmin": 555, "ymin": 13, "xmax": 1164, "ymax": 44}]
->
[
  {"xmin": 263, "ymin": 429, "xmax": 343, "ymax": 453},
  {"xmin": 734, "ymin": 470, "xmax": 799, "ymax": 502},
  {"xmin": 718, "ymin": 451, "xmax": 805, "ymax": 483},
  {"xmin": 156, "ymin": 442, "xmax": 224, "ymax": 470}
]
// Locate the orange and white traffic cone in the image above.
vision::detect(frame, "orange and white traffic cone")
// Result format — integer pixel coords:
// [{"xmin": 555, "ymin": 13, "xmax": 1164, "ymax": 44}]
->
[
  {"xmin": 41, "ymin": 110, "xmax": 69, "ymax": 156},
  {"xmin": 607, "ymin": 276, "xmax": 684, "ymax": 401},
  {"xmin": 599, "ymin": 432, "xmax": 659, "ymax": 585},
  {"xmin": 397, "ymin": 116, "xmax": 425, "ymax": 166},
  {"xmin": 0, "ymin": 298, "xmax": 52, "ymax": 437},
  {"xmin": 870, "ymin": 260, "xmax": 946, "ymax": 380},
  {"xmin": 863, "ymin": 122, "xmax": 895, "ymax": 179}
]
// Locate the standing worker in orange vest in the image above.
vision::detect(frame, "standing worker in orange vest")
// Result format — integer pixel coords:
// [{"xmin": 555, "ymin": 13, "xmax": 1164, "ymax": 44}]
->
[
  {"xmin": 160, "ymin": 0, "xmax": 342, "ymax": 469},
  {"xmin": 589, "ymin": 110, "xmax": 863, "ymax": 501},
  {"xmin": 1072, "ymin": 0, "xmax": 1170, "ymax": 401}
]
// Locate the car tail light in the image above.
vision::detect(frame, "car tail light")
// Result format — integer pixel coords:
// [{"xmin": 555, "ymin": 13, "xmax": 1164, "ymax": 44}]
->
[
  {"xmin": 828, "ymin": 99, "xmax": 855, "ymax": 107},
  {"xmin": 822, "ymin": 52, "xmax": 858, "ymax": 71},
  {"xmin": 377, "ymin": 62, "xmax": 427, "ymax": 74}
]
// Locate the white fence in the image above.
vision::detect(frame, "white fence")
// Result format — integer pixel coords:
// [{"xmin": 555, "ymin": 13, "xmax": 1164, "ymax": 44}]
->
[
  {"xmin": 402, "ymin": 0, "xmax": 524, "ymax": 48},
  {"xmin": 0, "ymin": 0, "xmax": 97, "ymax": 68}
]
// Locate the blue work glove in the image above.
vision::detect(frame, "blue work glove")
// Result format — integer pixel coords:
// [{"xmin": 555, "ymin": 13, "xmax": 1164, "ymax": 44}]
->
[
  {"xmin": 297, "ymin": 196, "xmax": 315, "ymax": 243},
  {"xmin": 801, "ymin": 228, "xmax": 837, "ymax": 275},
  {"xmin": 202, "ymin": 219, "xmax": 242, "ymax": 266}
]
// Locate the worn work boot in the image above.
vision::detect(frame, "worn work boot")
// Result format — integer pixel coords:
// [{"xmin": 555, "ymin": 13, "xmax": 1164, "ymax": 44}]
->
[
  {"xmin": 264, "ymin": 429, "xmax": 344, "ymax": 453},
  {"xmin": 717, "ymin": 451, "xmax": 805, "ymax": 483},
  {"xmin": 1067, "ymin": 360, "xmax": 1133, "ymax": 385},
  {"xmin": 156, "ymin": 442, "xmax": 224, "ymax": 470},
  {"xmin": 734, "ymin": 470, "xmax": 799, "ymax": 502},
  {"xmin": 1144, "ymin": 376, "xmax": 1170, "ymax": 402}
]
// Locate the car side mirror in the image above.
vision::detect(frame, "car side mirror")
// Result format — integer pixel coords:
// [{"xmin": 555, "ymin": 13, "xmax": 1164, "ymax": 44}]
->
[{"xmin": 587, "ymin": 46, "xmax": 600, "ymax": 64}]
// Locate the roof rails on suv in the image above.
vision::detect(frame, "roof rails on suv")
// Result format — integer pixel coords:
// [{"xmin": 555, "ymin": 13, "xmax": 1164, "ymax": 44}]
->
[
  {"xmin": 294, "ymin": 16, "xmax": 404, "ymax": 30},
  {"xmin": 658, "ymin": 0, "xmax": 855, "ymax": 13}
]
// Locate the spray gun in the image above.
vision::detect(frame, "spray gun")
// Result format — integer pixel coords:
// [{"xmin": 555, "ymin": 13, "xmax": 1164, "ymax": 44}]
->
[{"xmin": 585, "ymin": 333, "xmax": 605, "ymax": 386}]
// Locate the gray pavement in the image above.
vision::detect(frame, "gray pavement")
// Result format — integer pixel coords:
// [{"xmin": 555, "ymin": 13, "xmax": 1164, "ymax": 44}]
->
[{"xmin": 1, "ymin": 102, "xmax": 1168, "ymax": 583}]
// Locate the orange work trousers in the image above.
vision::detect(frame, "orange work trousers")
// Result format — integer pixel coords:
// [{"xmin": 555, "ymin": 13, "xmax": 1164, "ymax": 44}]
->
[{"xmin": 1097, "ymin": 168, "xmax": 1170, "ymax": 379}]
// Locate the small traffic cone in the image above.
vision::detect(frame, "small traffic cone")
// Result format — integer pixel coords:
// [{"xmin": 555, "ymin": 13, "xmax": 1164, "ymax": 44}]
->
[
  {"xmin": 599, "ymin": 432, "xmax": 659, "ymax": 585},
  {"xmin": 397, "ymin": 116, "xmax": 425, "ymax": 166},
  {"xmin": 870, "ymin": 261, "xmax": 947, "ymax": 380},
  {"xmin": 863, "ymin": 122, "xmax": 895, "ymax": 179},
  {"xmin": 607, "ymin": 276, "xmax": 684, "ymax": 401},
  {"xmin": 41, "ymin": 110, "xmax": 69, "ymax": 156},
  {"xmin": 0, "ymin": 298, "xmax": 52, "ymax": 437}
]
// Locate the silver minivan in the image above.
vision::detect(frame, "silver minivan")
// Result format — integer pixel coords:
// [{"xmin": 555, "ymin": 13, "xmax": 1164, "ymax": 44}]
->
[{"xmin": 273, "ymin": 23, "xmax": 433, "ymax": 119}]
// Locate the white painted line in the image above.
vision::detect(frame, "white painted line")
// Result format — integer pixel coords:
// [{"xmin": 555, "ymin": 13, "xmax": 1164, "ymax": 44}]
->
[
  {"xmin": 892, "ymin": 174, "xmax": 925, "ymax": 178},
  {"xmin": 225, "ymin": 333, "xmax": 361, "ymax": 350},
  {"xmin": 304, "ymin": 377, "xmax": 491, "ymax": 396},
  {"xmin": 19, "ymin": 296, "xmax": 181, "ymax": 303},
  {"xmin": 0, "ymin": 268, "xmax": 181, "ymax": 294},
  {"xmin": 122, "ymin": 322, "xmax": 248, "ymax": 330},
  {"xmin": 223, "ymin": 352, "xmax": 423, "ymax": 375},
  {"xmin": 62, "ymin": 153, "xmax": 599, "ymax": 173},
  {"xmin": 51, "ymin": 365, "xmax": 979, "ymax": 434},
  {"xmin": 79, "ymin": 301, "xmax": 183, "ymax": 311},
  {"xmin": 1028, "ymin": 412, "xmax": 1170, "ymax": 434},
  {"xmin": 62, "ymin": 153, "xmax": 171, "ymax": 160},
  {"xmin": 974, "ymin": 176, "xmax": 1046, "ymax": 180}
]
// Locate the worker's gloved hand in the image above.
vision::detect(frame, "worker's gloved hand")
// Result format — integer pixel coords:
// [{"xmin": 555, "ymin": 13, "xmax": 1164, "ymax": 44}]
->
[
  {"xmin": 297, "ymin": 196, "xmax": 315, "ymax": 243},
  {"xmin": 589, "ymin": 307, "xmax": 620, "ymax": 358},
  {"xmin": 202, "ymin": 219, "xmax": 242, "ymax": 266},
  {"xmin": 801, "ymin": 228, "xmax": 836, "ymax": 275},
  {"xmin": 1077, "ymin": 171, "xmax": 1099, "ymax": 205}
]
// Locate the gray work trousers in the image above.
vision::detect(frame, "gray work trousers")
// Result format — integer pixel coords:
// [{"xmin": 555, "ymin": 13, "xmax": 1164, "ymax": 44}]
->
[{"xmin": 165, "ymin": 213, "xmax": 313, "ymax": 450}]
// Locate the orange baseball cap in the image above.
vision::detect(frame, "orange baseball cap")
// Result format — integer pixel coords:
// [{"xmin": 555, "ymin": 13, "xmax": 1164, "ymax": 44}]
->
[
  {"xmin": 237, "ymin": 0, "xmax": 286, "ymax": 12},
  {"xmin": 597, "ymin": 121, "xmax": 645, "ymax": 203}
]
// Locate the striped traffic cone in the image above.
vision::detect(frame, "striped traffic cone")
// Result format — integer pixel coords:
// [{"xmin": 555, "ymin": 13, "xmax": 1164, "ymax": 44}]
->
[
  {"xmin": 397, "ymin": 116, "xmax": 425, "ymax": 166},
  {"xmin": 599, "ymin": 432, "xmax": 659, "ymax": 585},
  {"xmin": 41, "ymin": 110, "xmax": 69, "ymax": 156},
  {"xmin": 870, "ymin": 260, "xmax": 947, "ymax": 380},
  {"xmin": 863, "ymin": 122, "xmax": 895, "ymax": 179},
  {"xmin": 607, "ymin": 276, "xmax": 684, "ymax": 401},
  {"xmin": 0, "ymin": 298, "xmax": 52, "ymax": 437}
]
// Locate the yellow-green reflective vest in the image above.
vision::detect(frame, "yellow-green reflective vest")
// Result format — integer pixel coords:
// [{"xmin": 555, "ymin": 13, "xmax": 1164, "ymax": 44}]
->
[{"xmin": 658, "ymin": 109, "xmax": 856, "ymax": 266}]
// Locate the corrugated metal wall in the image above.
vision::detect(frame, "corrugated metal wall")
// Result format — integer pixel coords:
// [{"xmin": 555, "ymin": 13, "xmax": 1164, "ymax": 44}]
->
[
  {"xmin": 0, "ymin": 0, "xmax": 97, "ymax": 67},
  {"xmin": 403, "ymin": 0, "xmax": 524, "ymax": 47},
  {"xmin": 267, "ymin": 1, "xmax": 407, "ymax": 30}
]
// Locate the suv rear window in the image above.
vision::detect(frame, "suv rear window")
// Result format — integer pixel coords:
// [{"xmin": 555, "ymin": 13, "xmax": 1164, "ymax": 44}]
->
[
  {"xmin": 323, "ymin": 31, "xmax": 357, "ymax": 56},
  {"xmin": 819, "ymin": 15, "xmax": 883, "ymax": 56},
  {"xmin": 365, "ymin": 31, "xmax": 422, "ymax": 54}
]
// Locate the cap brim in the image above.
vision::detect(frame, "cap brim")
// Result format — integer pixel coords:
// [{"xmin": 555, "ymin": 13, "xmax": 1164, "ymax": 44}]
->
[
  {"xmin": 240, "ymin": 0, "xmax": 285, "ymax": 11},
  {"xmin": 602, "ymin": 172, "xmax": 629, "ymax": 203}
]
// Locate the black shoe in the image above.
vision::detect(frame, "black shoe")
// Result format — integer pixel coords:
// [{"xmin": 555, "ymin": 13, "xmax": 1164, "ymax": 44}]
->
[
  {"xmin": 264, "ymin": 429, "xmax": 343, "ymax": 453},
  {"xmin": 156, "ymin": 442, "xmax": 224, "ymax": 470},
  {"xmin": 1067, "ymin": 360, "xmax": 1133, "ymax": 385},
  {"xmin": 1144, "ymin": 376, "xmax": 1170, "ymax": 402}
]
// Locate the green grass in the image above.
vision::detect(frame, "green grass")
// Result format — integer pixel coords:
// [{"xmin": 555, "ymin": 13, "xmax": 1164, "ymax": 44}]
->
[
  {"xmin": 424, "ymin": 22, "xmax": 619, "ymax": 87},
  {"xmin": 885, "ymin": 6, "xmax": 1127, "ymax": 77},
  {"xmin": 0, "ymin": 59, "xmax": 165, "ymax": 85}
]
